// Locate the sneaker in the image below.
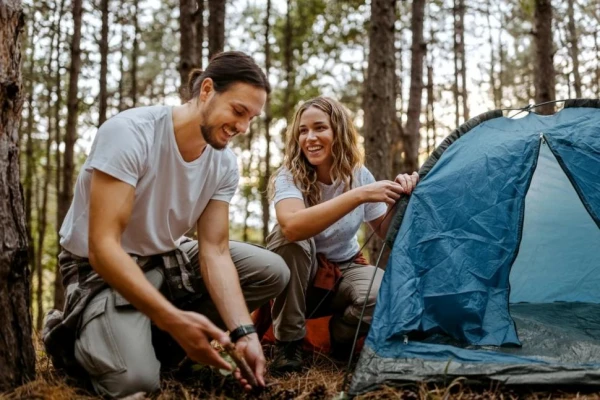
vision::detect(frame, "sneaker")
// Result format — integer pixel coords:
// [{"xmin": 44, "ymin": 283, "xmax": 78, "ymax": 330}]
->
[{"xmin": 269, "ymin": 339, "xmax": 304, "ymax": 375}]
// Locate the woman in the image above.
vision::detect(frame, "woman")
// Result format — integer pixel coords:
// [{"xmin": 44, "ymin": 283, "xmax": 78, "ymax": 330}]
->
[{"xmin": 266, "ymin": 96, "xmax": 419, "ymax": 374}]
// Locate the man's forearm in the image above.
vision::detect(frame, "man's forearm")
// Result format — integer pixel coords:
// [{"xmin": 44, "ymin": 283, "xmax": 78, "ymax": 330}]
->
[
  {"xmin": 200, "ymin": 252, "xmax": 252, "ymax": 331},
  {"xmin": 89, "ymin": 239, "xmax": 178, "ymax": 329}
]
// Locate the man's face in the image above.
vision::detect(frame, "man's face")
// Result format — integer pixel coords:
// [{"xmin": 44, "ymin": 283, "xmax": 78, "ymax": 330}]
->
[{"xmin": 200, "ymin": 82, "xmax": 266, "ymax": 150}]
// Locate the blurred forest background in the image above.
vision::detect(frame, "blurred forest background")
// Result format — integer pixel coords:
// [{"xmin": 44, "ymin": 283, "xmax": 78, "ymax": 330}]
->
[{"xmin": 15, "ymin": 0, "xmax": 600, "ymax": 335}]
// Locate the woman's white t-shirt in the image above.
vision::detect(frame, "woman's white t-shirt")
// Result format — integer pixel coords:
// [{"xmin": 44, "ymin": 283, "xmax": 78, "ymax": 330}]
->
[{"xmin": 273, "ymin": 166, "xmax": 387, "ymax": 262}]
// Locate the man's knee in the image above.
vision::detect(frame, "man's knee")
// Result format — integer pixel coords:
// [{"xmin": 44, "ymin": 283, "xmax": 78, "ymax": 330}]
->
[
  {"xmin": 75, "ymin": 287, "xmax": 161, "ymax": 398},
  {"xmin": 93, "ymin": 363, "xmax": 160, "ymax": 398},
  {"xmin": 266, "ymin": 224, "xmax": 312, "ymax": 254}
]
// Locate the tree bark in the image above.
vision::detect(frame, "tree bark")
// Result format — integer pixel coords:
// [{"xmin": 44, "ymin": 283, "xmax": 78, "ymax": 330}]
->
[
  {"xmin": 261, "ymin": 0, "xmax": 272, "ymax": 244},
  {"xmin": 403, "ymin": 0, "xmax": 426, "ymax": 174},
  {"xmin": 566, "ymin": 0, "xmax": 581, "ymax": 98},
  {"xmin": 57, "ymin": 0, "xmax": 84, "ymax": 310},
  {"xmin": 364, "ymin": 0, "xmax": 397, "ymax": 260},
  {"xmin": 208, "ymin": 0, "xmax": 225, "ymax": 59},
  {"xmin": 533, "ymin": 0, "xmax": 556, "ymax": 115},
  {"xmin": 99, "ymin": 0, "xmax": 110, "ymax": 126},
  {"xmin": 0, "ymin": 0, "xmax": 36, "ymax": 390}
]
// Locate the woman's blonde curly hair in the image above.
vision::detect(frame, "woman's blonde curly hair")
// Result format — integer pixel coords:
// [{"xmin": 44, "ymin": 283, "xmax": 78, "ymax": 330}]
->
[{"xmin": 268, "ymin": 96, "xmax": 364, "ymax": 207}]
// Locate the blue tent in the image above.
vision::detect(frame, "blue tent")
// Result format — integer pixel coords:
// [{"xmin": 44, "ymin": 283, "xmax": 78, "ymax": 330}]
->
[{"xmin": 350, "ymin": 100, "xmax": 600, "ymax": 395}]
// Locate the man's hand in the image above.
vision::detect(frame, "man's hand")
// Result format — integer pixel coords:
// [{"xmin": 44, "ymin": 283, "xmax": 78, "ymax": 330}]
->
[
  {"xmin": 160, "ymin": 310, "xmax": 232, "ymax": 371},
  {"xmin": 232, "ymin": 333, "xmax": 266, "ymax": 390},
  {"xmin": 394, "ymin": 171, "xmax": 419, "ymax": 195}
]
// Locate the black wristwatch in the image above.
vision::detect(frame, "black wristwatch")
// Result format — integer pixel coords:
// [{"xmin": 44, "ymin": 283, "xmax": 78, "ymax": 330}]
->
[{"xmin": 229, "ymin": 324, "xmax": 256, "ymax": 342}]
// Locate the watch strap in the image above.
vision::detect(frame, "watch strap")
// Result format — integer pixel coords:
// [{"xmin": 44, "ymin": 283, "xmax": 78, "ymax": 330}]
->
[{"xmin": 229, "ymin": 324, "xmax": 256, "ymax": 342}]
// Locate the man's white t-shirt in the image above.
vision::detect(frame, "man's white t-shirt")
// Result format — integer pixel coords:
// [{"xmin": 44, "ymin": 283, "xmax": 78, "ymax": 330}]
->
[
  {"xmin": 273, "ymin": 166, "xmax": 387, "ymax": 262},
  {"xmin": 60, "ymin": 105, "xmax": 239, "ymax": 257}
]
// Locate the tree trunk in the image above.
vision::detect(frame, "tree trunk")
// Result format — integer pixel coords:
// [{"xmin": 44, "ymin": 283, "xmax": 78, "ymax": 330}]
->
[
  {"xmin": 242, "ymin": 125, "xmax": 255, "ymax": 243},
  {"xmin": 195, "ymin": 0, "xmax": 205, "ymax": 69},
  {"xmin": 0, "ymin": 0, "xmax": 36, "ymax": 390},
  {"xmin": 117, "ymin": 0, "xmax": 127, "ymax": 112},
  {"xmin": 487, "ymin": 0, "xmax": 499, "ymax": 108},
  {"xmin": 452, "ymin": 0, "xmax": 460, "ymax": 127},
  {"xmin": 282, "ymin": 0, "xmax": 294, "ymax": 135},
  {"xmin": 425, "ymin": 2, "xmax": 436, "ymax": 156},
  {"xmin": 35, "ymin": 124, "xmax": 52, "ymax": 330},
  {"xmin": 261, "ymin": 0, "xmax": 272, "ymax": 244},
  {"xmin": 426, "ymin": 62, "xmax": 435, "ymax": 156},
  {"xmin": 498, "ymin": 23, "xmax": 505, "ymax": 104},
  {"xmin": 54, "ymin": 0, "xmax": 67, "ymax": 308},
  {"xmin": 403, "ymin": 0, "xmax": 426, "ymax": 174},
  {"xmin": 533, "ymin": 0, "xmax": 556, "ymax": 115},
  {"xmin": 208, "ymin": 0, "xmax": 225, "ymax": 59},
  {"xmin": 99, "ymin": 0, "xmax": 110, "ymax": 126},
  {"xmin": 566, "ymin": 0, "xmax": 581, "ymax": 98},
  {"xmin": 390, "ymin": 20, "xmax": 404, "ymax": 177},
  {"xmin": 595, "ymin": 29, "xmax": 600, "ymax": 98},
  {"xmin": 179, "ymin": 0, "xmax": 197, "ymax": 99},
  {"xmin": 457, "ymin": 0, "xmax": 469, "ymax": 121},
  {"xmin": 131, "ymin": 0, "xmax": 139, "ymax": 107},
  {"xmin": 36, "ymin": 0, "xmax": 61, "ymax": 329},
  {"xmin": 57, "ymin": 0, "xmax": 84, "ymax": 310},
  {"xmin": 363, "ymin": 0, "xmax": 397, "ymax": 260}
]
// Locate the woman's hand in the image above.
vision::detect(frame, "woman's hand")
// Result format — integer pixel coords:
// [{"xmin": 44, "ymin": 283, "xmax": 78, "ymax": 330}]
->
[
  {"xmin": 359, "ymin": 180, "xmax": 405, "ymax": 205},
  {"xmin": 394, "ymin": 172, "xmax": 419, "ymax": 195}
]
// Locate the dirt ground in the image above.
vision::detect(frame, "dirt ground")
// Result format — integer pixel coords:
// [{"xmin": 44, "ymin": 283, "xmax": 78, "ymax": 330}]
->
[{"xmin": 3, "ymin": 344, "xmax": 600, "ymax": 400}]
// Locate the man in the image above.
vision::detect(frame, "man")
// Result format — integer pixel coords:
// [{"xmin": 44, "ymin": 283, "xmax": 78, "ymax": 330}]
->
[{"xmin": 43, "ymin": 51, "xmax": 290, "ymax": 398}]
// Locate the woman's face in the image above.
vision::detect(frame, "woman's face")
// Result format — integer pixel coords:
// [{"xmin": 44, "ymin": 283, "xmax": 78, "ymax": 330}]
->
[{"xmin": 298, "ymin": 106, "xmax": 334, "ymax": 169}]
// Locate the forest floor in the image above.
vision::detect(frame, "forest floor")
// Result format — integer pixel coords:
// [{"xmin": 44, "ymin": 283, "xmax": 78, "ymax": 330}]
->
[{"xmin": 3, "ymin": 340, "xmax": 600, "ymax": 400}]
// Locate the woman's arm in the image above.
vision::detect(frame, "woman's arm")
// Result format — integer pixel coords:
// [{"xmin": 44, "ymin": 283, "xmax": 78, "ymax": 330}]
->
[{"xmin": 276, "ymin": 180, "xmax": 404, "ymax": 242}]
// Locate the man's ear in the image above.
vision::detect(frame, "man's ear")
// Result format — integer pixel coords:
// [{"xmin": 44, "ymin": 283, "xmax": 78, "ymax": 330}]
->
[{"xmin": 199, "ymin": 78, "xmax": 214, "ymax": 102}]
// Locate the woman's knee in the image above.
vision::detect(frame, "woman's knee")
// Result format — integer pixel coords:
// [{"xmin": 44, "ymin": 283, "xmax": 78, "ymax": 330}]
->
[{"xmin": 267, "ymin": 251, "xmax": 291, "ymax": 295}]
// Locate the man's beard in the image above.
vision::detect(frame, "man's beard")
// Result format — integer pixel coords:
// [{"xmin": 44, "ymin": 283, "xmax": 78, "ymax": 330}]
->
[
  {"xmin": 200, "ymin": 124, "xmax": 226, "ymax": 150},
  {"xmin": 200, "ymin": 99, "xmax": 227, "ymax": 150}
]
